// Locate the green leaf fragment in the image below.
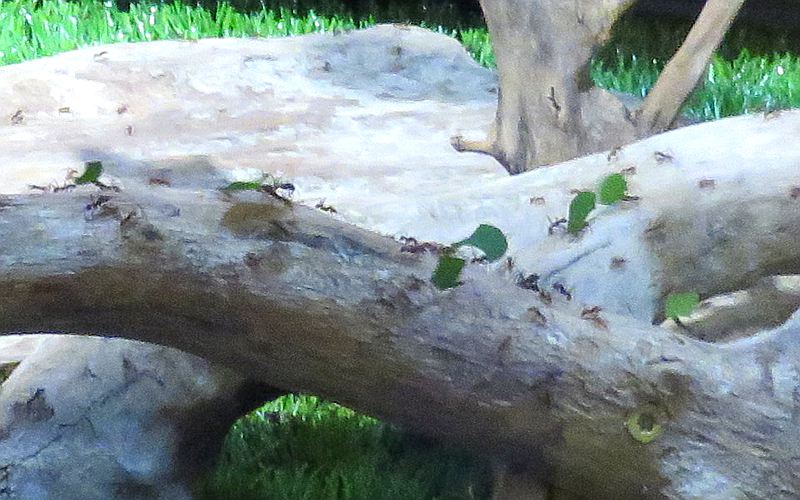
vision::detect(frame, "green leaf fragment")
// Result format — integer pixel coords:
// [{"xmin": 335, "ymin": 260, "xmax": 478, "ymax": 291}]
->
[
  {"xmin": 223, "ymin": 181, "xmax": 264, "ymax": 191},
  {"xmin": 665, "ymin": 292, "xmax": 700, "ymax": 320},
  {"xmin": 567, "ymin": 191, "xmax": 596, "ymax": 234},
  {"xmin": 432, "ymin": 255, "xmax": 466, "ymax": 290},
  {"xmin": 599, "ymin": 173, "xmax": 627, "ymax": 205},
  {"xmin": 454, "ymin": 224, "xmax": 508, "ymax": 262},
  {"xmin": 74, "ymin": 161, "xmax": 103, "ymax": 184}
]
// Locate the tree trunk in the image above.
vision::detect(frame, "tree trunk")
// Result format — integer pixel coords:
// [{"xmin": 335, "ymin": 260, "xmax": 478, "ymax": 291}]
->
[{"xmin": 460, "ymin": 0, "xmax": 744, "ymax": 173}]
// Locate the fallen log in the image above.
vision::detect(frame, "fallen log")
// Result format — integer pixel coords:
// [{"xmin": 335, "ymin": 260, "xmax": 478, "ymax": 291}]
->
[{"xmin": 1, "ymin": 25, "xmax": 799, "ymax": 498}]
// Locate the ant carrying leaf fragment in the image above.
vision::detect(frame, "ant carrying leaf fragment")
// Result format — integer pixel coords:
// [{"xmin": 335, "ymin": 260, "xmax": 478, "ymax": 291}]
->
[
  {"xmin": 567, "ymin": 191, "xmax": 596, "ymax": 234},
  {"xmin": 431, "ymin": 224, "xmax": 509, "ymax": 290},
  {"xmin": 222, "ymin": 175, "xmax": 295, "ymax": 202},
  {"xmin": 431, "ymin": 255, "xmax": 466, "ymax": 290},
  {"xmin": 74, "ymin": 161, "xmax": 103, "ymax": 185},
  {"xmin": 453, "ymin": 224, "xmax": 508, "ymax": 262}
]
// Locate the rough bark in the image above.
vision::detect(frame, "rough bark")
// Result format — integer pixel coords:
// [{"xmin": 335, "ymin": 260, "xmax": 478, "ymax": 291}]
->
[
  {"xmin": 0, "ymin": 335, "xmax": 279, "ymax": 499},
  {"xmin": 1, "ymin": 25, "xmax": 799, "ymax": 499},
  {"xmin": 462, "ymin": 0, "xmax": 744, "ymax": 173},
  {"xmin": 2, "ymin": 107, "xmax": 800, "ymax": 498}
]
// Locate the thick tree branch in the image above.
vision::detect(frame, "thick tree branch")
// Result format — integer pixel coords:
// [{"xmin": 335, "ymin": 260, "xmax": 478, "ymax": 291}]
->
[
  {"xmin": 2, "ymin": 110, "xmax": 800, "ymax": 496},
  {"xmin": 637, "ymin": 0, "xmax": 745, "ymax": 135}
]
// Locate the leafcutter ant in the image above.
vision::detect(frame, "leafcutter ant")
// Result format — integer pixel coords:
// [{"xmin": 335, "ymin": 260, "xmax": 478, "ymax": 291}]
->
[
  {"xmin": 149, "ymin": 177, "xmax": 171, "ymax": 187},
  {"xmin": 553, "ymin": 282, "xmax": 572, "ymax": 301},
  {"xmin": 654, "ymin": 151, "xmax": 674, "ymax": 163},
  {"xmin": 529, "ymin": 196, "xmax": 546, "ymax": 206},
  {"xmin": 610, "ymin": 256, "xmax": 627, "ymax": 270},
  {"xmin": 698, "ymin": 178, "xmax": 715, "ymax": 189},
  {"xmin": 607, "ymin": 145, "xmax": 622, "ymax": 162},
  {"xmin": 244, "ymin": 252, "xmax": 263, "ymax": 268},
  {"xmin": 315, "ymin": 199, "xmax": 338, "ymax": 213},
  {"xmin": 261, "ymin": 182, "xmax": 295, "ymax": 202},
  {"xmin": 581, "ymin": 306, "xmax": 608, "ymax": 330},
  {"xmin": 85, "ymin": 194, "xmax": 112, "ymax": 211},
  {"xmin": 527, "ymin": 306, "xmax": 547, "ymax": 326},
  {"xmin": 497, "ymin": 335, "xmax": 513, "ymax": 355},
  {"xmin": 399, "ymin": 236, "xmax": 442, "ymax": 255},
  {"xmin": 516, "ymin": 273, "xmax": 540, "ymax": 291},
  {"xmin": 548, "ymin": 217, "xmax": 567, "ymax": 235}
]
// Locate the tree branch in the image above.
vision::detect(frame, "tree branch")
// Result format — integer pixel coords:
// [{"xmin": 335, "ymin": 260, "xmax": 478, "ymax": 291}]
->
[
  {"xmin": 637, "ymin": 0, "xmax": 745, "ymax": 135},
  {"xmin": 2, "ymin": 110, "xmax": 800, "ymax": 496}
]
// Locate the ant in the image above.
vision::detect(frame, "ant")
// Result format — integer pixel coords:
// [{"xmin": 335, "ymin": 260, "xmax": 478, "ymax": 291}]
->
[
  {"xmin": 654, "ymin": 151, "xmax": 674, "ymax": 163},
  {"xmin": 315, "ymin": 199, "xmax": 338, "ymax": 213},
  {"xmin": 581, "ymin": 306, "xmax": 608, "ymax": 330},
  {"xmin": 607, "ymin": 145, "xmax": 622, "ymax": 162},
  {"xmin": 260, "ymin": 182, "xmax": 295, "ymax": 202},
  {"xmin": 29, "ymin": 169, "xmax": 80, "ymax": 193},
  {"xmin": 496, "ymin": 335, "xmax": 513, "ymax": 356},
  {"xmin": 548, "ymin": 217, "xmax": 567, "ymax": 235},
  {"xmin": 529, "ymin": 196, "xmax": 546, "ymax": 206},
  {"xmin": 527, "ymin": 306, "xmax": 547, "ymax": 326},
  {"xmin": 698, "ymin": 178, "xmax": 716, "ymax": 190},
  {"xmin": 516, "ymin": 273, "xmax": 540, "ymax": 292},
  {"xmin": 85, "ymin": 194, "xmax": 112, "ymax": 211},
  {"xmin": 398, "ymin": 236, "xmax": 442, "ymax": 255},
  {"xmin": 553, "ymin": 282, "xmax": 572, "ymax": 301},
  {"xmin": 610, "ymin": 256, "xmax": 627, "ymax": 270}
]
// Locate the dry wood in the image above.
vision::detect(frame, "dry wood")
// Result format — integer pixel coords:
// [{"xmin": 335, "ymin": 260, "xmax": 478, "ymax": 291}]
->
[
  {"xmin": 2, "ymin": 109, "xmax": 800, "ymax": 497},
  {"xmin": 0, "ymin": 20, "xmax": 796, "ymax": 499},
  {"xmin": 637, "ymin": 0, "xmax": 746, "ymax": 135}
]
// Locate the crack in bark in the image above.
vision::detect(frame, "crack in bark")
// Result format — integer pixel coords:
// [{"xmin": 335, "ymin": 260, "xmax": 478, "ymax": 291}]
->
[{"xmin": 537, "ymin": 241, "xmax": 613, "ymax": 283}]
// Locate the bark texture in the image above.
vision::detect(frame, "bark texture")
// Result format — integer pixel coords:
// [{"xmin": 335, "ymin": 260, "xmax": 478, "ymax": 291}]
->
[
  {"xmin": 462, "ymin": 0, "xmax": 744, "ymax": 173},
  {"xmin": 2, "ymin": 108, "xmax": 800, "ymax": 498},
  {"xmin": 1, "ymin": 25, "xmax": 799, "ymax": 499},
  {"xmin": 0, "ymin": 336, "xmax": 278, "ymax": 499}
]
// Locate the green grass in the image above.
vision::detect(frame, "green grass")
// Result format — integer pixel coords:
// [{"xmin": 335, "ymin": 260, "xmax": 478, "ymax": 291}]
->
[
  {"xmin": 194, "ymin": 394, "xmax": 491, "ymax": 500},
  {"xmin": 0, "ymin": 0, "xmax": 370, "ymax": 63},
  {"xmin": 3, "ymin": 0, "xmax": 798, "ymax": 121},
  {"xmin": 589, "ymin": 14, "xmax": 800, "ymax": 120}
]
